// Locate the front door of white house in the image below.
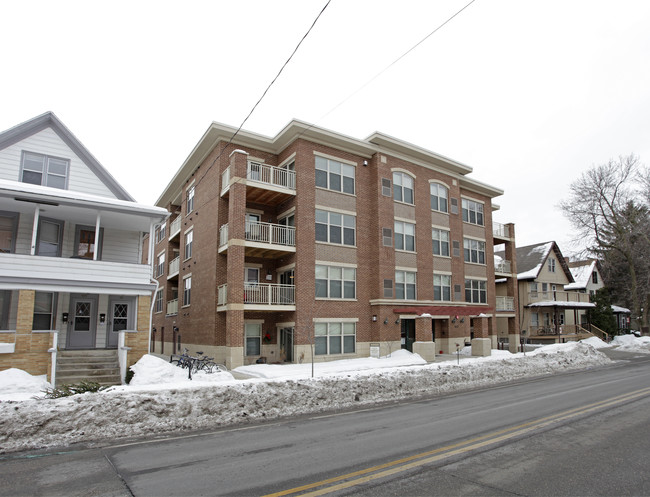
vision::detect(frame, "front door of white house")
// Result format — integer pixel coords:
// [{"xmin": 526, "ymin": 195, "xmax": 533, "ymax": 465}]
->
[
  {"xmin": 107, "ymin": 298, "xmax": 135, "ymax": 348},
  {"xmin": 67, "ymin": 294, "xmax": 98, "ymax": 349}
]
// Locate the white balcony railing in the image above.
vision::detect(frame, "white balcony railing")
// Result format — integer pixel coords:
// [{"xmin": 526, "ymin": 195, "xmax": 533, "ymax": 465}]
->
[
  {"xmin": 496, "ymin": 296, "xmax": 515, "ymax": 311},
  {"xmin": 166, "ymin": 298, "xmax": 178, "ymax": 315},
  {"xmin": 217, "ymin": 283, "xmax": 295, "ymax": 306},
  {"xmin": 169, "ymin": 216, "xmax": 181, "ymax": 239},
  {"xmin": 168, "ymin": 256, "xmax": 180, "ymax": 278},
  {"xmin": 221, "ymin": 167, "xmax": 230, "ymax": 194},
  {"xmin": 219, "ymin": 224, "xmax": 229, "ymax": 248},
  {"xmin": 220, "ymin": 221, "xmax": 296, "ymax": 248},
  {"xmin": 528, "ymin": 291, "xmax": 591, "ymax": 304},
  {"xmin": 494, "ymin": 259, "xmax": 512, "ymax": 274},
  {"xmin": 248, "ymin": 162, "xmax": 296, "ymax": 190},
  {"xmin": 493, "ymin": 222, "xmax": 510, "ymax": 239}
]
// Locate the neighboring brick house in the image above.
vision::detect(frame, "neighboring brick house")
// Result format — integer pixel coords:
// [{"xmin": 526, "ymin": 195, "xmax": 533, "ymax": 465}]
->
[
  {"xmin": 502, "ymin": 241, "xmax": 597, "ymax": 343},
  {"xmin": 0, "ymin": 112, "xmax": 168, "ymax": 385},
  {"xmin": 148, "ymin": 119, "xmax": 515, "ymax": 369}
]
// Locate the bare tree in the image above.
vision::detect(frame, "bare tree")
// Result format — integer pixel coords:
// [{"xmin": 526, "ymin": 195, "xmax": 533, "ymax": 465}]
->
[{"xmin": 561, "ymin": 155, "xmax": 650, "ymax": 330}]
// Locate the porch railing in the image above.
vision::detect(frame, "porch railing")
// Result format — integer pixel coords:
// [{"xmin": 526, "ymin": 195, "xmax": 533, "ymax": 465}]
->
[
  {"xmin": 528, "ymin": 290, "xmax": 591, "ymax": 304},
  {"xmin": 496, "ymin": 296, "xmax": 515, "ymax": 311}
]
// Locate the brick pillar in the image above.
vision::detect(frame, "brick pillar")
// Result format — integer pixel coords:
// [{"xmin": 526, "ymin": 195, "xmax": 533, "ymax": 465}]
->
[{"xmin": 473, "ymin": 317, "xmax": 489, "ymax": 338}]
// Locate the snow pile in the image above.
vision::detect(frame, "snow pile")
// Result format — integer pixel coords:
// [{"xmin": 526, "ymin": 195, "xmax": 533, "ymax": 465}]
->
[
  {"xmin": 611, "ymin": 334, "xmax": 650, "ymax": 353},
  {"xmin": 579, "ymin": 337, "xmax": 611, "ymax": 349},
  {"xmin": 128, "ymin": 354, "xmax": 235, "ymax": 387},
  {"xmin": 235, "ymin": 349, "xmax": 426, "ymax": 379},
  {"xmin": 0, "ymin": 343, "xmax": 612, "ymax": 453},
  {"xmin": 0, "ymin": 369, "xmax": 51, "ymax": 402}
]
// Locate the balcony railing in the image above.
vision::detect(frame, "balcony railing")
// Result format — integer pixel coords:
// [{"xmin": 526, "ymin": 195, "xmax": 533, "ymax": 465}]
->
[
  {"xmin": 219, "ymin": 221, "xmax": 296, "ymax": 248},
  {"xmin": 494, "ymin": 260, "xmax": 512, "ymax": 274},
  {"xmin": 217, "ymin": 283, "xmax": 296, "ymax": 306},
  {"xmin": 169, "ymin": 216, "xmax": 181, "ymax": 239},
  {"xmin": 168, "ymin": 256, "xmax": 180, "ymax": 278},
  {"xmin": 167, "ymin": 298, "xmax": 178, "ymax": 315},
  {"xmin": 528, "ymin": 291, "xmax": 591, "ymax": 304},
  {"xmin": 247, "ymin": 162, "xmax": 296, "ymax": 190},
  {"xmin": 496, "ymin": 296, "xmax": 515, "ymax": 311},
  {"xmin": 493, "ymin": 222, "xmax": 510, "ymax": 239}
]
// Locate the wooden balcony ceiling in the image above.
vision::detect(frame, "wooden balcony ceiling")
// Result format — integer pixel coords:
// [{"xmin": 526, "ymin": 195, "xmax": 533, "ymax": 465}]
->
[
  {"xmin": 244, "ymin": 245, "xmax": 295, "ymax": 259},
  {"xmin": 245, "ymin": 184, "xmax": 295, "ymax": 205}
]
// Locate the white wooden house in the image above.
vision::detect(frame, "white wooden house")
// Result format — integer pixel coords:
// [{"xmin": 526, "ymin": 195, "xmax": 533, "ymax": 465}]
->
[{"xmin": 0, "ymin": 112, "xmax": 168, "ymax": 385}]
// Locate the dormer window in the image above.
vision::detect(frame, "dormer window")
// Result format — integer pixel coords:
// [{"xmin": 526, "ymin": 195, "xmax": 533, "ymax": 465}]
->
[{"xmin": 21, "ymin": 152, "xmax": 69, "ymax": 189}]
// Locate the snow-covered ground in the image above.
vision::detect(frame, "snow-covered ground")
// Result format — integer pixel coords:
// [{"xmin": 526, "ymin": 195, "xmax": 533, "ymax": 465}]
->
[{"xmin": 0, "ymin": 336, "xmax": 647, "ymax": 453}]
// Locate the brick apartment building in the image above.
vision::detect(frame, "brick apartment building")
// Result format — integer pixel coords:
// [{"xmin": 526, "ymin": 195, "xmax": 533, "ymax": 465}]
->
[{"xmin": 148, "ymin": 120, "xmax": 519, "ymax": 369}]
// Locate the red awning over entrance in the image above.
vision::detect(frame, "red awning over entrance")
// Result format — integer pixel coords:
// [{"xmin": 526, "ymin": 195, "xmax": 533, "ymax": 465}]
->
[{"xmin": 393, "ymin": 306, "xmax": 493, "ymax": 317}]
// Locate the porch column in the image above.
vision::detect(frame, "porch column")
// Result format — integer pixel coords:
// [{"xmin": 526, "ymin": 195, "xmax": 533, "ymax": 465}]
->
[
  {"xmin": 471, "ymin": 316, "xmax": 491, "ymax": 357},
  {"xmin": 412, "ymin": 315, "xmax": 435, "ymax": 362}
]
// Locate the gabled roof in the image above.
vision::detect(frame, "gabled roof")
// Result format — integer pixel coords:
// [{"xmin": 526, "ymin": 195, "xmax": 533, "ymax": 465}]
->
[
  {"xmin": 565, "ymin": 259, "xmax": 598, "ymax": 290},
  {"xmin": 0, "ymin": 112, "xmax": 134, "ymax": 201},
  {"xmin": 496, "ymin": 241, "xmax": 574, "ymax": 282}
]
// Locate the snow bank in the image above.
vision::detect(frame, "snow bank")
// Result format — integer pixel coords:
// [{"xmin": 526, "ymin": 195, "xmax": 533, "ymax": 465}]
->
[
  {"xmin": 0, "ymin": 369, "xmax": 50, "ymax": 402},
  {"xmin": 0, "ymin": 343, "xmax": 612, "ymax": 453},
  {"xmin": 580, "ymin": 337, "xmax": 611, "ymax": 349},
  {"xmin": 127, "ymin": 354, "xmax": 235, "ymax": 387},
  {"xmin": 611, "ymin": 334, "xmax": 650, "ymax": 353}
]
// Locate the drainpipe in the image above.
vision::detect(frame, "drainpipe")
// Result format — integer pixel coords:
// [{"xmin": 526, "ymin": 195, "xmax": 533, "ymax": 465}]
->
[
  {"xmin": 47, "ymin": 331, "xmax": 58, "ymax": 387},
  {"xmin": 147, "ymin": 220, "xmax": 160, "ymax": 356}
]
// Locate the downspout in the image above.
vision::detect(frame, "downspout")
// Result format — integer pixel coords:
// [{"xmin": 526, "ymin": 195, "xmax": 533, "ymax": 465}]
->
[{"xmin": 147, "ymin": 220, "xmax": 160, "ymax": 355}]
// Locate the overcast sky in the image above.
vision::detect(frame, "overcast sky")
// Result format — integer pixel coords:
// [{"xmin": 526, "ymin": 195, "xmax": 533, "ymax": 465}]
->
[{"xmin": 2, "ymin": 0, "xmax": 649, "ymax": 255}]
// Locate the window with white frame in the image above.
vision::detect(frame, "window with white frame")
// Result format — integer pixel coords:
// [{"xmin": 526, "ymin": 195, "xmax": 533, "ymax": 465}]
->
[
  {"xmin": 315, "ymin": 265, "xmax": 356, "ymax": 299},
  {"xmin": 156, "ymin": 224, "xmax": 166, "ymax": 243},
  {"xmin": 184, "ymin": 230, "xmax": 193, "ymax": 260},
  {"xmin": 0, "ymin": 212, "xmax": 19, "ymax": 253},
  {"xmin": 33, "ymin": 292, "xmax": 55, "ymax": 330},
  {"xmin": 462, "ymin": 198, "xmax": 484, "ymax": 226},
  {"xmin": 183, "ymin": 275, "xmax": 191, "ymax": 306},
  {"xmin": 393, "ymin": 172, "xmax": 414, "ymax": 204},
  {"xmin": 463, "ymin": 238, "xmax": 486, "ymax": 264},
  {"xmin": 245, "ymin": 323, "xmax": 261, "ymax": 356},
  {"xmin": 432, "ymin": 228, "xmax": 450, "ymax": 257},
  {"xmin": 315, "ymin": 321, "xmax": 356, "ymax": 355},
  {"xmin": 187, "ymin": 185, "xmax": 195, "ymax": 214},
  {"xmin": 433, "ymin": 274, "xmax": 452, "ymax": 301},
  {"xmin": 154, "ymin": 289, "xmax": 164, "ymax": 313},
  {"xmin": 465, "ymin": 279, "xmax": 487, "ymax": 304},
  {"xmin": 383, "ymin": 279, "xmax": 393, "ymax": 298},
  {"xmin": 430, "ymin": 183, "xmax": 448, "ymax": 213},
  {"xmin": 156, "ymin": 252, "xmax": 165, "ymax": 277},
  {"xmin": 315, "ymin": 209, "xmax": 355, "ymax": 246},
  {"xmin": 21, "ymin": 152, "xmax": 69, "ymax": 189},
  {"xmin": 548, "ymin": 257, "xmax": 556, "ymax": 272},
  {"xmin": 394, "ymin": 221, "xmax": 415, "ymax": 252},
  {"xmin": 315, "ymin": 156, "xmax": 355, "ymax": 194},
  {"xmin": 530, "ymin": 282, "xmax": 538, "ymax": 297},
  {"xmin": 530, "ymin": 312, "xmax": 539, "ymax": 328},
  {"xmin": 395, "ymin": 270, "xmax": 416, "ymax": 300}
]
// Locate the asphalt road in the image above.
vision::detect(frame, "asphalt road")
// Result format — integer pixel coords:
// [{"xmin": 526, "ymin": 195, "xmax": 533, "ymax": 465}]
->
[{"xmin": 1, "ymin": 349, "xmax": 649, "ymax": 497}]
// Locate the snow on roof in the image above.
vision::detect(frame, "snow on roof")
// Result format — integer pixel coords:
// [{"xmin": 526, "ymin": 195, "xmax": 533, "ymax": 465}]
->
[
  {"xmin": 527, "ymin": 301, "xmax": 596, "ymax": 308},
  {"xmin": 565, "ymin": 260, "xmax": 596, "ymax": 290},
  {"xmin": 612, "ymin": 305, "xmax": 631, "ymax": 313},
  {"xmin": 506, "ymin": 241, "xmax": 554, "ymax": 280}
]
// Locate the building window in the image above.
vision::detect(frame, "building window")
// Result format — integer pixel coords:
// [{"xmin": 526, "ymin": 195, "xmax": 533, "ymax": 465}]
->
[
  {"xmin": 0, "ymin": 290, "xmax": 11, "ymax": 330},
  {"xmin": 463, "ymin": 238, "xmax": 486, "ymax": 264},
  {"xmin": 315, "ymin": 265, "xmax": 356, "ymax": 299},
  {"xmin": 382, "ymin": 228, "xmax": 392, "ymax": 247},
  {"xmin": 156, "ymin": 225, "xmax": 166, "ymax": 243},
  {"xmin": 156, "ymin": 253, "xmax": 165, "ymax": 278},
  {"xmin": 432, "ymin": 228, "xmax": 450, "ymax": 257},
  {"xmin": 393, "ymin": 172, "xmax": 414, "ymax": 204},
  {"xmin": 74, "ymin": 226, "xmax": 103, "ymax": 260},
  {"xmin": 154, "ymin": 289, "xmax": 164, "ymax": 313},
  {"xmin": 433, "ymin": 274, "xmax": 452, "ymax": 301},
  {"xmin": 465, "ymin": 279, "xmax": 487, "ymax": 304},
  {"xmin": 36, "ymin": 218, "xmax": 64, "ymax": 257},
  {"xmin": 183, "ymin": 276, "xmax": 191, "ymax": 306},
  {"xmin": 530, "ymin": 312, "xmax": 539, "ymax": 328},
  {"xmin": 530, "ymin": 282, "xmax": 538, "ymax": 297},
  {"xmin": 315, "ymin": 322, "xmax": 356, "ymax": 355},
  {"xmin": 187, "ymin": 185, "xmax": 195, "ymax": 214},
  {"xmin": 245, "ymin": 323, "xmax": 261, "ymax": 356},
  {"xmin": 592, "ymin": 271, "xmax": 598, "ymax": 284},
  {"xmin": 315, "ymin": 209, "xmax": 355, "ymax": 246},
  {"xmin": 184, "ymin": 230, "xmax": 193, "ymax": 260},
  {"xmin": 395, "ymin": 270, "xmax": 416, "ymax": 300},
  {"xmin": 548, "ymin": 258, "xmax": 556, "ymax": 272},
  {"xmin": 430, "ymin": 183, "xmax": 448, "ymax": 213},
  {"xmin": 394, "ymin": 221, "xmax": 415, "ymax": 252},
  {"xmin": 381, "ymin": 178, "xmax": 391, "ymax": 196},
  {"xmin": 33, "ymin": 292, "xmax": 55, "ymax": 330},
  {"xmin": 462, "ymin": 199, "xmax": 484, "ymax": 226},
  {"xmin": 383, "ymin": 279, "xmax": 393, "ymax": 298},
  {"xmin": 315, "ymin": 156, "xmax": 355, "ymax": 194},
  {"xmin": 0, "ymin": 212, "xmax": 18, "ymax": 253},
  {"xmin": 21, "ymin": 152, "xmax": 69, "ymax": 189}
]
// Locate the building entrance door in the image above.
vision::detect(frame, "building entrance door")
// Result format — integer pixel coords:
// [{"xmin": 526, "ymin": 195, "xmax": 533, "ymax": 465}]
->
[
  {"xmin": 280, "ymin": 327, "xmax": 294, "ymax": 362},
  {"xmin": 67, "ymin": 295, "xmax": 98, "ymax": 349},
  {"xmin": 401, "ymin": 319, "xmax": 415, "ymax": 352}
]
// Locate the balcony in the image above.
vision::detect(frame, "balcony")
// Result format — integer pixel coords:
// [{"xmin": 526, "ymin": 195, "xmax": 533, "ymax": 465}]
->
[
  {"xmin": 526, "ymin": 291, "xmax": 592, "ymax": 306},
  {"xmin": 218, "ymin": 221, "xmax": 296, "ymax": 258},
  {"xmin": 221, "ymin": 162, "xmax": 296, "ymax": 205},
  {"xmin": 168, "ymin": 256, "xmax": 180, "ymax": 279},
  {"xmin": 217, "ymin": 283, "xmax": 296, "ymax": 311},
  {"xmin": 494, "ymin": 259, "xmax": 512, "ymax": 276},
  {"xmin": 496, "ymin": 296, "xmax": 515, "ymax": 312},
  {"xmin": 169, "ymin": 216, "xmax": 181, "ymax": 240},
  {"xmin": 493, "ymin": 222, "xmax": 511, "ymax": 242},
  {"xmin": 166, "ymin": 298, "xmax": 178, "ymax": 315}
]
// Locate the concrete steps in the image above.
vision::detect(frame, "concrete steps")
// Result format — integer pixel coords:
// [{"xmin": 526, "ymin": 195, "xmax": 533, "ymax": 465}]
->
[{"xmin": 56, "ymin": 349, "xmax": 121, "ymax": 386}]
